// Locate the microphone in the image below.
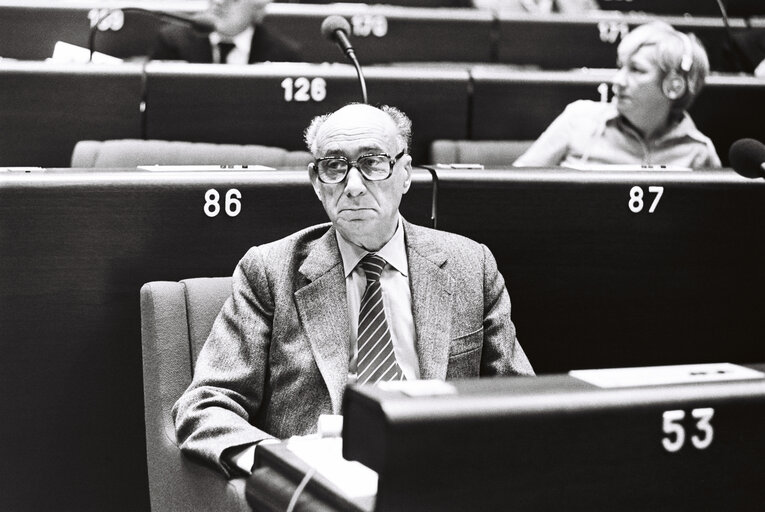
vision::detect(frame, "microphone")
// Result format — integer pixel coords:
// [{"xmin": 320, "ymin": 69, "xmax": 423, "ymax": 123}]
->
[
  {"xmin": 321, "ymin": 15, "xmax": 368, "ymax": 104},
  {"xmin": 729, "ymin": 138, "xmax": 765, "ymax": 179},
  {"xmin": 89, "ymin": 8, "xmax": 216, "ymax": 62},
  {"xmin": 321, "ymin": 15, "xmax": 355, "ymax": 59}
]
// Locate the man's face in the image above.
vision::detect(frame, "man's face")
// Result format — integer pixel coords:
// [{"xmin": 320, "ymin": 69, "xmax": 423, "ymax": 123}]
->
[
  {"xmin": 612, "ymin": 45, "xmax": 672, "ymax": 124},
  {"xmin": 310, "ymin": 105, "xmax": 412, "ymax": 251},
  {"xmin": 208, "ymin": 0, "xmax": 268, "ymax": 37}
]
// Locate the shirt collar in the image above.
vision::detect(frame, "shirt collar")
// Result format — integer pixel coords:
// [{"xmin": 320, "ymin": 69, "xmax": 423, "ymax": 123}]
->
[
  {"xmin": 336, "ymin": 216, "xmax": 408, "ymax": 278},
  {"xmin": 608, "ymin": 103, "xmax": 700, "ymax": 143},
  {"xmin": 232, "ymin": 26, "xmax": 254, "ymax": 53},
  {"xmin": 209, "ymin": 26, "xmax": 253, "ymax": 52}
]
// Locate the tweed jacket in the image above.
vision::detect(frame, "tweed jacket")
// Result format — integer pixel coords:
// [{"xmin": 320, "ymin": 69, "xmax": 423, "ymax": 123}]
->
[{"xmin": 173, "ymin": 220, "xmax": 533, "ymax": 476}]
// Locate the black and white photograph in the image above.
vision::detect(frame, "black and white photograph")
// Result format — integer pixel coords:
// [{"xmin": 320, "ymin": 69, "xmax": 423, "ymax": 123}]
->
[{"xmin": 1, "ymin": 0, "xmax": 763, "ymax": 510}]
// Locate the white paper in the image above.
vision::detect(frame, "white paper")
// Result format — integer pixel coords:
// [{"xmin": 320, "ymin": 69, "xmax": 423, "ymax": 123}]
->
[
  {"xmin": 377, "ymin": 378, "xmax": 457, "ymax": 397},
  {"xmin": 286, "ymin": 436, "xmax": 378, "ymax": 499},
  {"xmin": 136, "ymin": 164, "xmax": 275, "ymax": 171},
  {"xmin": 569, "ymin": 362, "xmax": 764, "ymax": 388},
  {"xmin": 561, "ymin": 162, "xmax": 692, "ymax": 171},
  {"xmin": 49, "ymin": 41, "xmax": 123, "ymax": 64}
]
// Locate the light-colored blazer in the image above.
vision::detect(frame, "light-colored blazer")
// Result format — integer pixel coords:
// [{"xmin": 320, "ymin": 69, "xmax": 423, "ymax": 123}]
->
[{"xmin": 173, "ymin": 220, "xmax": 533, "ymax": 476}]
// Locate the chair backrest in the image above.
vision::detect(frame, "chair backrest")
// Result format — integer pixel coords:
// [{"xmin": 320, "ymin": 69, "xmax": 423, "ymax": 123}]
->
[
  {"xmin": 430, "ymin": 139, "xmax": 534, "ymax": 166},
  {"xmin": 72, "ymin": 139, "xmax": 312, "ymax": 168},
  {"xmin": 140, "ymin": 277, "xmax": 249, "ymax": 512}
]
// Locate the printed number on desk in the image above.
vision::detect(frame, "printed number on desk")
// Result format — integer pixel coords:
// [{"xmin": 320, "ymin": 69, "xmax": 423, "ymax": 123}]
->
[
  {"xmin": 351, "ymin": 15, "xmax": 388, "ymax": 37},
  {"xmin": 597, "ymin": 83, "xmax": 612, "ymax": 103},
  {"xmin": 628, "ymin": 185, "xmax": 663, "ymax": 213},
  {"xmin": 281, "ymin": 77, "xmax": 327, "ymax": 102},
  {"xmin": 661, "ymin": 408, "xmax": 715, "ymax": 453},
  {"xmin": 204, "ymin": 189, "xmax": 241, "ymax": 217}
]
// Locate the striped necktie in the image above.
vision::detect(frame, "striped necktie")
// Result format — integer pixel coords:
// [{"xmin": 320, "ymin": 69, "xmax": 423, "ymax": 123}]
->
[{"xmin": 356, "ymin": 253, "xmax": 405, "ymax": 384}]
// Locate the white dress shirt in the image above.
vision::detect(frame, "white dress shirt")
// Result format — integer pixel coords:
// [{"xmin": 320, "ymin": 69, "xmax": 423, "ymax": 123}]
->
[
  {"xmin": 209, "ymin": 26, "xmax": 253, "ymax": 64},
  {"xmin": 336, "ymin": 216, "xmax": 420, "ymax": 381}
]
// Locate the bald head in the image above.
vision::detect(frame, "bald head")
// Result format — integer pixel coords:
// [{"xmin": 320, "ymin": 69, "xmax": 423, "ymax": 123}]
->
[{"xmin": 305, "ymin": 104, "xmax": 411, "ymax": 158}]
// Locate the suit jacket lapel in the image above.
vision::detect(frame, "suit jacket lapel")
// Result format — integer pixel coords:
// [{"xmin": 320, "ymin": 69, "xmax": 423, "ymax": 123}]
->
[
  {"xmin": 405, "ymin": 221, "xmax": 454, "ymax": 380},
  {"xmin": 294, "ymin": 227, "xmax": 350, "ymax": 414}
]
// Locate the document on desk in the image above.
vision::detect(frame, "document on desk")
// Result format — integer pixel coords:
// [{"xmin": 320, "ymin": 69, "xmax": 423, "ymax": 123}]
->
[{"xmin": 286, "ymin": 436, "xmax": 378, "ymax": 499}]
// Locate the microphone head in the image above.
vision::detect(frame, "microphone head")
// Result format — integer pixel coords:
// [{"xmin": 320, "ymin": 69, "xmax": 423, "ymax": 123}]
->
[
  {"xmin": 729, "ymin": 138, "xmax": 765, "ymax": 179},
  {"xmin": 321, "ymin": 15, "xmax": 351, "ymax": 40},
  {"xmin": 190, "ymin": 13, "xmax": 217, "ymax": 34}
]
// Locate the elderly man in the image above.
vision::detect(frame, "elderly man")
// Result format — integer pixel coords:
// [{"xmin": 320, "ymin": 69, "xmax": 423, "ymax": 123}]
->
[
  {"xmin": 173, "ymin": 103, "xmax": 534, "ymax": 477},
  {"xmin": 514, "ymin": 21, "xmax": 721, "ymax": 169},
  {"xmin": 150, "ymin": 0, "xmax": 301, "ymax": 64}
]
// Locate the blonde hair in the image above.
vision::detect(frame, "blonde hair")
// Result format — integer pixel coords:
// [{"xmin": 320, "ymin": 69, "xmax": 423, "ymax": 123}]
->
[{"xmin": 618, "ymin": 21, "xmax": 710, "ymax": 111}]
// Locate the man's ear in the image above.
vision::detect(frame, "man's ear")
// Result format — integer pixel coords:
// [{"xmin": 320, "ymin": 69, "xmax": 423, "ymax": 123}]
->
[
  {"xmin": 308, "ymin": 162, "xmax": 323, "ymax": 201},
  {"xmin": 401, "ymin": 154, "xmax": 413, "ymax": 194}
]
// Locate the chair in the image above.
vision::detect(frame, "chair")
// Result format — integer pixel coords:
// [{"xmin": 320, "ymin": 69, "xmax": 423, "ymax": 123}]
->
[
  {"xmin": 429, "ymin": 139, "xmax": 534, "ymax": 166},
  {"xmin": 140, "ymin": 277, "xmax": 250, "ymax": 512},
  {"xmin": 72, "ymin": 139, "xmax": 312, "ymax": 168}
]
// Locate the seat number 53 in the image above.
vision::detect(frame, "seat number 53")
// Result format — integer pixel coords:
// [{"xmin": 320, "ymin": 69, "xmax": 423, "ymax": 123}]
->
[{"xmin": 661, "ymin": 408, "xmax": 714, "ymax": 453}]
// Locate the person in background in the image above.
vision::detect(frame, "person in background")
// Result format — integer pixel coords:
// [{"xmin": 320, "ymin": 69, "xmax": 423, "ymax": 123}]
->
[
  {"xmin": 172, "ymin": 103, "xmax": 534, "ymax": 478},
  {"xmin": 514, "ymin": 21, "xmax": 721, "ymax": 169},
  {"xmin": 472, "ymin": 0, "xmax": 599, "ymax": 14},
  {"xmin": 730, "ymin": 29, "xmax": 765, "ymax": 77},
  {"xmin": 150, "ymin": 0, "xmax": 301, "ymax": 64}
]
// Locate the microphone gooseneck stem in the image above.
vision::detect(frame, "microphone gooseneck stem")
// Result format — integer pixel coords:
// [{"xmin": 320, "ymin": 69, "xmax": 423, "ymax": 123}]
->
[
  {"xmin": 88, "ymin": 11, "xmax": 107, "ymax": 62},
  {"xmin": 347, "ymin": 51, "xmax": 368, "ymax": 104}
]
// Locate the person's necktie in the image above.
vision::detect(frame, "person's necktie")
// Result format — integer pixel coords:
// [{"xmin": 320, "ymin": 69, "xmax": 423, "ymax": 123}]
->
[
  {"xmin": 356, "ymin": 253, "xmax": 405, "ymax": 384},
  {"xmin": 217, "ymin": 42, "xmax": 236, "ymax": 63}
]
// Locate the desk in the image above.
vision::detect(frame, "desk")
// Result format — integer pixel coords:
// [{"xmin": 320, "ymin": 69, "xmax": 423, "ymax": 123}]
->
[
  {"xmin": 144, "ymin": 62, "xmax": 470, "ymax": 163},
  {"xmin": 0, "ymin": 167, "xmax": 434, "ymax": 512},
  {"xmin": 0, "ymin": 61, "xmax": 468, "ymax": 166},
  {"xmin": 0, "ymin": 0, "xmax": 204, "ymax": 60},
  {"xmin": 596, "ymin": 0, "xmax": 765, "ymax": 17},
  {"xmin": 496, "ymin": 12, "xmax": 752, "ymax": 72},
  {"xmin": 433, "ymin": 168, "xmax": 765, "ymax": 374},
  {"xmin": 0, "ymin": 1, "xmax": 489, "ymax": 62},
  {"xmin": 264, "ymin": 4, "xmax": 494, "ymax": 64},
  {"xmin": 0, "ymin": 61, "xmax": 144, "ymax": 166},
  {"xmin": 247, "ymin": 364, "xmax": 765, "ymax": 511},
  {"xmin": 342, "ymin": 364, "xmax": 765, "ymax": 511}
]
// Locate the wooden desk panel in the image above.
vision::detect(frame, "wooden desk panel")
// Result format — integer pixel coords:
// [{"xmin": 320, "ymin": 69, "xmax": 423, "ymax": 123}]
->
[
  {"xmin": 0, "ymin": 168, "xmax": 434, "ymax": 511},
  {"xmin": 433, "ymin": 168, "xmax": 765, "ymax": 374}
]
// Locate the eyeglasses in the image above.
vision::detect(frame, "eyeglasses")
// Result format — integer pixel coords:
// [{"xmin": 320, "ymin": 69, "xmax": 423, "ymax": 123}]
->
[{"xmin": 313, "ymin": 151, "xmax": 406, "ymax": 184}]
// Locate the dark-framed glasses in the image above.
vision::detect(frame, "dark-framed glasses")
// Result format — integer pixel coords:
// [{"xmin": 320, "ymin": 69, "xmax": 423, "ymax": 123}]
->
[{"xmin": 314, "ymin": 150, "xmax": 406, "ymax": 184}]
